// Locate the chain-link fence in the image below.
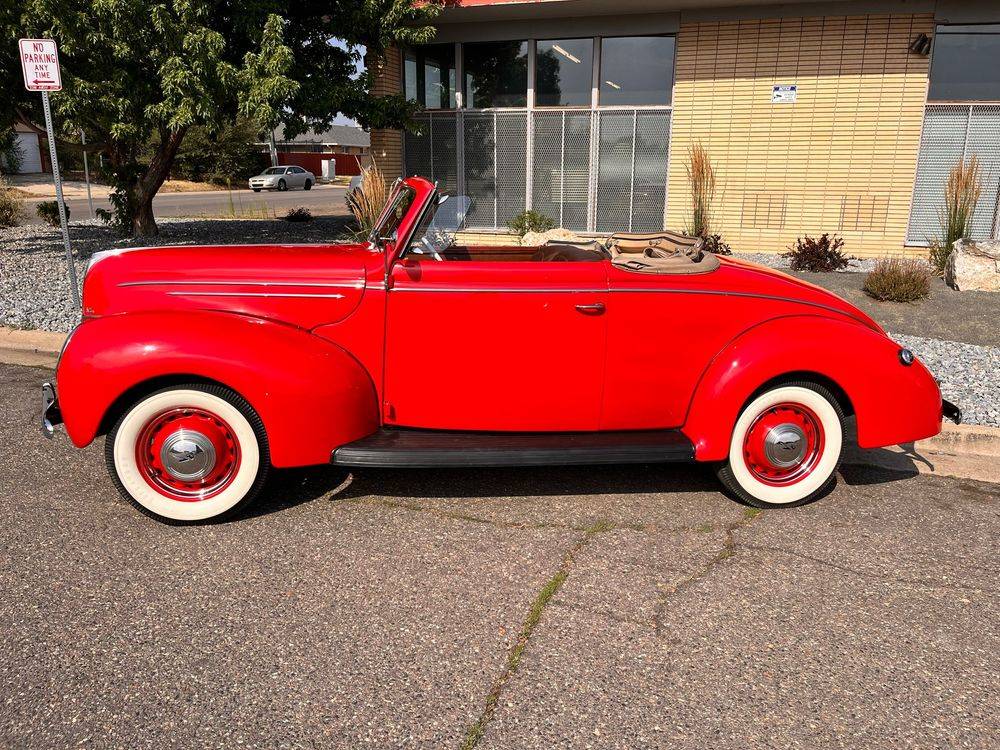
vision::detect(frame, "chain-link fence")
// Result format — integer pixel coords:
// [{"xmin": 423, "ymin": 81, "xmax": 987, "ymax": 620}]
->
[
  {"xmin": 907, "ymin": 104, "xmax": 1000, "ymax": 244},
  {"xmin": 404, "ymin": 108, "xmax": 671, "ymax": 232}
]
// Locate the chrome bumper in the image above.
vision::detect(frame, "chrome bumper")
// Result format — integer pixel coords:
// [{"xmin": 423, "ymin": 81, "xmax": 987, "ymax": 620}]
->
[
  {"xmin": 42, "ymin": 382, "xmax": 62, "ymax": 438},
  {"xmin": 942, "ymin": 399, "xmax": 962, "ymax": 425}
]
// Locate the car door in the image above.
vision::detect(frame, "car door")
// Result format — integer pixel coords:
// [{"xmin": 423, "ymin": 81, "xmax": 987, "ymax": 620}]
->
[
  {"xmin": 384, "ymin": 255, "xmax": 609, "ymax": 432},
  {"xmin": 290, "ymin": 166, "xmax": 305, "ymax": 188}
]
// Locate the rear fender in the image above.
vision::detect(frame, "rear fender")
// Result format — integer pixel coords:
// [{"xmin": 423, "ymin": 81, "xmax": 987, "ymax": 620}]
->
[
  {"xmin": 56, "ymin": 312, "xmax": 379, "ymax": 467},
  {"xmin": 683, "ymin": 316, "xmax": 942, "ymax": 461}
]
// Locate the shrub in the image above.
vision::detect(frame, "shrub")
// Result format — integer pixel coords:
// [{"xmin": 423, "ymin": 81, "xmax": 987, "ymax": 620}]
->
[
  {"xmin": 863, "ymin": 258, "xmax": 931, "ymax": 302},
  {"xmin": 509, "ymin": 210, "xmax": 556, "ymax": 237},
  {"xmin": 348, "ymin": 162, "xmax": 388, "ymax": 238},
  {"xmin": 283, "ymin": 206, "xmax": 313, "ymax": 222},
  {"xmin": 0, "ymin": 181, "xmax": 26, "ymax": 228},
  {"xmin": 36, "ymin": 200, "xmax": 70, "ymax": 227},
  {"xmin": 931, "ymin": 157, "xmax": 982, "ymax": 275},
  {"xmin": 685, "ymin": 143, "xmax": 716, "ymax": 238},
  {"xmin": 784, "ymin": 233, "xmax": 849, "ymax": 272},
  {"xmin": 702, "ymin": 233, "xmax": 731, "ymax": 255}
]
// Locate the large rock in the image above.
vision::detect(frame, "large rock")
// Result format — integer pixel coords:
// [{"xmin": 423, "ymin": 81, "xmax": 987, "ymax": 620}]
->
[
  {"xmin": 945, "ymin": 239, "xmax": 1000, "ymax": 292},
  {"xmin": 520, "ymin": 227, "xmax": 589, "ymax": 246}
]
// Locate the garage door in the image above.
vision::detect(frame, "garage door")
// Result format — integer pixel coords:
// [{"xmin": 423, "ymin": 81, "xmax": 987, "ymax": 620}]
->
[{"xmin": 15, "ymin": 133, "xmax": 42, "ymax": 173}]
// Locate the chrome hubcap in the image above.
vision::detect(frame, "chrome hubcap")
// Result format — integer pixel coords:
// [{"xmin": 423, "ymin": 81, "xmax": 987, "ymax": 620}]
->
[
  {"xmin": 160, "ymin": 430, "xmax": 217, "ymax": 481},
  {"xmin": 763, "ymin": 423, "xmax": 807, "ymax": 468}
]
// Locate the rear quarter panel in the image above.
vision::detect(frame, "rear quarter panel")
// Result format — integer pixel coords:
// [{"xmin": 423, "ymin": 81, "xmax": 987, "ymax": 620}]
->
[{"xmin": 682, "ymin": 315, "xmax": 942, "ymax": 460}]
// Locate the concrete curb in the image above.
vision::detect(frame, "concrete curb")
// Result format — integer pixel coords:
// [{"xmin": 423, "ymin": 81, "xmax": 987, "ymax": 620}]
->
[
  {"xmin": 1, "ymin": 326, "xmax": 997, "ymax": 485},
  {"xmin": 0, "ymin": 327, "xmax": 65, "ymax": 367}
]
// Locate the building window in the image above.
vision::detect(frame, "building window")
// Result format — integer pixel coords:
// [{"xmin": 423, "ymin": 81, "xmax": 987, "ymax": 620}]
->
[
  {"xmin": 403, "ymin": 35, "xmax": 675, "ymax": 232},
  {"xmin": 403, "ymin": 44, "xmax": 457, "ymax": 110},
  {"xmin": 463, "ymin": 41, "xmax": 528, "ymax": 109},
  {"xmin": 928, "ymin": 25, "xmax": 1000, "ymax": 101},
  {"xmin": 535, "ymin": 39, "xmax": 594, "ymax": 107},
  {"xmin": 599, "ymin": 36, "xmax": 674, "ymax": 106}
]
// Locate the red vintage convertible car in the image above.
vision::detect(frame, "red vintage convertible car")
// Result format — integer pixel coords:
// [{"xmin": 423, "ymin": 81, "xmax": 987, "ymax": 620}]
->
[{"xmin": 43, "ymin": 176, "xmax": 958, "ymax": 523}]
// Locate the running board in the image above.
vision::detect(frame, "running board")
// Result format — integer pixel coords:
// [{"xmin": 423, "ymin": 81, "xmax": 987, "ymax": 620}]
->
[{"xmin": 332, "ymin": 428, "xmax": 695, "ymax": 468}]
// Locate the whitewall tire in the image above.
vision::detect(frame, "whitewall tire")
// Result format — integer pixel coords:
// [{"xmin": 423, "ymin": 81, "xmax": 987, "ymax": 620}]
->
[
  {"xmin": 105, "ymin": 384, "xmax": 269, "ymax": 523},
  {"xmin": 717, "ymin": 382, "xmax": 845, "ymax": 508}
]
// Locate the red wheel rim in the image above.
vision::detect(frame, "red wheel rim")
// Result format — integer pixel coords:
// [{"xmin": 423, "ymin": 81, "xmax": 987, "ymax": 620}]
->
[
  {"xmin": 742, "ymin": 402, "xmax": 824, "ymax": 486},
  {"xmin": 135, "ymin": 407, "xmax": 241, "ymax": 502}
]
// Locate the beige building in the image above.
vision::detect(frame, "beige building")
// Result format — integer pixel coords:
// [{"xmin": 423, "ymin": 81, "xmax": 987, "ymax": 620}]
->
[{"xmin": 369, "ymin": 0, "xmax": 1000, "ymax": 256}]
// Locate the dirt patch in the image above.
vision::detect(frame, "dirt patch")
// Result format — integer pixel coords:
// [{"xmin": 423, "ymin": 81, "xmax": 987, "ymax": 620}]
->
[{"xmin": 791, "ymin": 271, "xmax": 1000, "ymax": 348}]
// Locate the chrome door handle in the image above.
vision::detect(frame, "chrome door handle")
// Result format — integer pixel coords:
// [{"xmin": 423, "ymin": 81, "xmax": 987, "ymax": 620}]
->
[{"xmin": 575, "ymin": 302, "xmax": 605, "ymax": 314}]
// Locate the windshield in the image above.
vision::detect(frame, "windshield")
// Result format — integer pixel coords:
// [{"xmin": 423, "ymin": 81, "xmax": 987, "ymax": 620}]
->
[
  {"xmin": 370, "ymin": 185, "xmax": 417, "ymax": 243},
  {"xmin": 263, "ymin": 167, "xmax": 286, "ymax": 175},
  {"xmin": 407, "ymin": 194, "xmax": 470, "ymax": 256}
]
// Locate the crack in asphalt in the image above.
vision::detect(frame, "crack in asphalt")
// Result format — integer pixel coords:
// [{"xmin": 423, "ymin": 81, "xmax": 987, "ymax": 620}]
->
[
  {"xmin": 742, "ymin": 543, "xmax": 999, "ymax": 594},
  {"xmin": 459, "ymin": 520, "xmax": 614, "ymax": 750},
  {"xmin": 653, "ymin": 509, "xmax": 764, "ymax": 637}
]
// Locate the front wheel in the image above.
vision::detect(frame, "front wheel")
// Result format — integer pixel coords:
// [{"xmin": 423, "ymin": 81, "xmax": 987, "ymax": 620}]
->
[
  {"xmin": 717, "ymin": 382, "xmax": 845, "ymax": 509},
  {"xmin": 277, "ymin": 179, "xmax": 287, "ymax": 192},
  {"xmin": 105, "ymin": 384, "xmax": 269, "ymax": 523}
]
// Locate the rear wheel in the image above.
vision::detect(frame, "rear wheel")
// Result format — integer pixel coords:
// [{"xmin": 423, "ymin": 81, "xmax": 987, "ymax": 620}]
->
[
  {"xmin": 105, "ymin": 384, "xmax": 269, "ymax": 523},
  {"xmin": 717, "ymin": 382, "xmax": 844, "ymax": 508},
  {"xmin": 303, "ymin": 179, "xmax": 312, "ymax": 190}
]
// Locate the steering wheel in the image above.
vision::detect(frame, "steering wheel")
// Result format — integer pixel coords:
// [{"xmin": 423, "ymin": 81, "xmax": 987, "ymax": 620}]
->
[{"xmin": 420, "ymin": 236, "xmax": 445, "ymax": 262}]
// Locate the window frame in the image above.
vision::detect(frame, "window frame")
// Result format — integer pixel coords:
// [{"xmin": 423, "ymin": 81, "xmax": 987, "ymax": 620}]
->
[{"xmin": 927, "ymin": 24, "xmax": 1000, "ymax": 103}]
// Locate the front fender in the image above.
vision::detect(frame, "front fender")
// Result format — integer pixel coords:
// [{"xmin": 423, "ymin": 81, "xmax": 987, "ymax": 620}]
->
[
  {"xmin": 56, "ymin": 311, "xmax": 379, "ymax": 467},
  {"xmin": 683, "ymin": 315, "xmax": 942, "ymax": 461}
]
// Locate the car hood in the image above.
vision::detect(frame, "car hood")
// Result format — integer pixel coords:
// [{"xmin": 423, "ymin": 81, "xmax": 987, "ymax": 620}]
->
[
  {"xmin": 82, "ymin": 242, "xmax": 375, "ymax": 330},
  {"xmin": 714, "ymin": 256, "xmax": 884, "ymax": 333}
]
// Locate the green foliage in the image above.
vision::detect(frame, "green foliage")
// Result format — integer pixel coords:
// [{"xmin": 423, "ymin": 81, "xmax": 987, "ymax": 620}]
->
[
  {"xmin": 283, "ymin": 206, "xmax": 313, "ymax": 222},
  {"xmin": 927, "ymin": 241, "xmax": 951, "ymax": 276},
  {"xmin": 0, "ymin": 129, "xmax": 22, "ymax": 175},
  {"xmin": 509, "ymin": 210, "xmax": 556, "ymax": 237},
  {"xmin": 863, "ymin": 258, "xmax": 931, "ymax": 302},
  {"xmin": 2, "ymin": 1, "xmax": 438, "ymax": 235},
  {"xmin": 702, "ymin": 233, "xmax": 732, "ymax": 255},
  {"xmin": 784, "ymin": 233, "xmax": 850, "ymax": 272},
  {"xmin": 171, "ymin": 120, "xmax": 270, "ymax": 185},
  {"xmin": 0, "ymin": 180, "xmax": 25, "ymax": 228},
  {"xmin": 36, "ymin": 200, "xmax": 69, "ymax": 227}
]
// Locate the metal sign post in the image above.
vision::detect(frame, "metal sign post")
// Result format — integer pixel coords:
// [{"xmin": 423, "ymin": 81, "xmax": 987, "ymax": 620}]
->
[{"xmin": 19, "ymin": 38, "xmax": 80, "ymax": 309}]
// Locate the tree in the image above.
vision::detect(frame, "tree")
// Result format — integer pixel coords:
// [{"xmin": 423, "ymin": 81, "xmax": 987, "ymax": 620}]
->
[{"xmin": 3, "ymin": 1, "xmax": 437, "ymax": 235}]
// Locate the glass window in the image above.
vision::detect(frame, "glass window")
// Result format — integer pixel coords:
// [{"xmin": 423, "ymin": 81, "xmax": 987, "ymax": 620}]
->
[
  {"xmin": 403, "ymin": 44, "xmax": 457, "ymax": 109},
  {"xmin": 928, "ymin": 25, "xmax": 1000, "ymax": 101},
  {"xmin": 463, "ymin": 41, "xmax": 528, "ymax": 108},
  {"xmin": 535, "ymin": 39, "xmax": 594, "ymax": 107},
  {"xmin": 600, "ymin": 36, "xmax": 675, "ymax": 106}
]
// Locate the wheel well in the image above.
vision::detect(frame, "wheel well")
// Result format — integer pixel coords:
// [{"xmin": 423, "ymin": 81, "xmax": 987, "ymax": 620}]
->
[
  {"xmin": 747, "ymin": 371, "xmax": 854, "ymax": 418},
  {"xmin": 97, "ymin": 374, "xmax": 236, "ymax": 437}
]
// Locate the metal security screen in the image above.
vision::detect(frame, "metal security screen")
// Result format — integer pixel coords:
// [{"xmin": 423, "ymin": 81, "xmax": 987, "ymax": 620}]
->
[
  {"xmin": 907, "ymin": 104, "xmax": 1000, "ymax": 243},
  {"xmin": 405, "ymin": 107, "xmax": 671, "ymax": 232}
]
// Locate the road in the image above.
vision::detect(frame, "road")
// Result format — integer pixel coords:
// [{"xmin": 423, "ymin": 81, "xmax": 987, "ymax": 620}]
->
[
  {"xmin": 1, "ymin": 361, "xmax": 997, "ymax": 749},
  {"xmin": 22, "ymin": 184, "xmax": 349, "ymax": 224}
]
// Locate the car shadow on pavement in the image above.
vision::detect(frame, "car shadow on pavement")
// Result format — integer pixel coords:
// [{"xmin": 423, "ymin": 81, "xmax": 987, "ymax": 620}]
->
[{"xmin": 248, "ymin": 462, "xmax": 727, "ymax": 520}]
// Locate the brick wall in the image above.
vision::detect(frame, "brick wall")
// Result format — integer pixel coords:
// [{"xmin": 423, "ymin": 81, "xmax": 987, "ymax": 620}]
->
[
  {"xmin": 368, "ymin": 46, "xmax": 404, "ymax": 182},
  {"xmin": 665, "ymin": 13, "xmax": 934, "ymax": 257}
]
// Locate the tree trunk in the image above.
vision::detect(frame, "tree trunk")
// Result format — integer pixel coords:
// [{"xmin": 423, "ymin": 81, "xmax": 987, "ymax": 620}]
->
[{"xmin": 131, "ymin": 127, "xmax": 187, "ymax": 237}]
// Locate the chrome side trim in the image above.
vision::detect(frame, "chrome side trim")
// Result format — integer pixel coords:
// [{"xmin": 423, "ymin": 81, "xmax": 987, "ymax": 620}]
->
[
  {"xmin": 389, "ymin": 286, "xmax": 864, "ymax": 321},
  {"xmin": 167, "ymin": 291, "xmax": 345, "ymax": 299},
  {"xmin": 119, "ymin": 280, "xmax": 363, "ymax": 289}
]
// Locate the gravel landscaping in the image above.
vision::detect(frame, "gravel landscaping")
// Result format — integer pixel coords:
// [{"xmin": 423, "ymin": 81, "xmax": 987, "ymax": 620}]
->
[
  {"xmin": 734, "ymin": 251, "xmax": 885, "ymax": 273},
  {"xmin": 2, "ymin": 219, "xmax": 998, "ymax": 427}
]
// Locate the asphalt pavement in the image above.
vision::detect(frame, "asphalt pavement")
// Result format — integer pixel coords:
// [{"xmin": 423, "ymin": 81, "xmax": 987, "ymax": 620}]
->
[
  {"xmin": 21, "ymin": 185, "xmax": 349, "ymax": 224},
  {"xmin": 1, "ymin": 362, "xmax": 997, "ymax": 748}
]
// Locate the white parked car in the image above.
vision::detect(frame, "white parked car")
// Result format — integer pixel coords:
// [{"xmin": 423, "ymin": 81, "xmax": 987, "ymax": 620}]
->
[{"xmin": 249, "ymin": 166, "xmax": 315, "ymax": 192}]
